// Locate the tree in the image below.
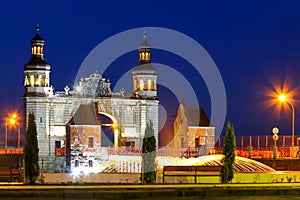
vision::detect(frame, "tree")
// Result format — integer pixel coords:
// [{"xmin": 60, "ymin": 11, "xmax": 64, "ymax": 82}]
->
[
  {"xmin": 24, "ymin": 112, "xmax": 39, "ymax": 184},
  {"xmin": 141, "ymin": 120, "xmax": 156, "ymax": 184},
  {"xmin": 221, "ymin": 121, "xmax": 235, "ymax": 183}
]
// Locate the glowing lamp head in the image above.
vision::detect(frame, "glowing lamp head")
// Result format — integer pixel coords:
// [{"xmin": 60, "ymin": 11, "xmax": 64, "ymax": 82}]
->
[
  {"xmin": 278, "ymin": 94, "xmax": 287, "ymax": 102},
  {"xmin": 9, "ymin": 118, "xmax": 16, "ymax": 125},
  {"xmin": 12, "ymin": 114, "xmax": 17, "ymax": 119}
]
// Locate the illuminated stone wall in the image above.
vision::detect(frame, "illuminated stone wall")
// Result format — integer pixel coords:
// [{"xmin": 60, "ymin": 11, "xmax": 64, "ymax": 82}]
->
[
  {"xmin": 173, "ymin": 103, "xmax": 215, "ymax": 153},
  {"xmin": 24, "ymin": 93, "xmax": 158, "ymax": 172}
]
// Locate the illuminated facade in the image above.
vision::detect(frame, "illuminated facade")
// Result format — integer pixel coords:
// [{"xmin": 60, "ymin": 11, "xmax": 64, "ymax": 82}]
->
[
  {"xmin": 23, "ymin": 26, "xmax": 158, "ymax": 172},
  {"xmin": 173, "ymin": 103, "xmax": 215, "ymax": 155}
]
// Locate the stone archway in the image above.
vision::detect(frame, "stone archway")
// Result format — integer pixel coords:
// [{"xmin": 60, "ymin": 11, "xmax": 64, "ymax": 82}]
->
[{"xmin": 99, "ymin": 112, "xmax": 119, "ymax": 147}]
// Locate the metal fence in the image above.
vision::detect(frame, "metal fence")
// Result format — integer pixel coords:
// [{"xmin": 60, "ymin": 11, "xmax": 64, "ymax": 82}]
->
[
  {"xmin": 216, "ymin": 135, "xmax": 300, "ymax": 149},
  {"xmin": 214, "ymin": 135, "xmax": 300, "ymax": 159},
  {"xmin": 0, "ymin": 148, "xmax": 23, "ymax": 155}
]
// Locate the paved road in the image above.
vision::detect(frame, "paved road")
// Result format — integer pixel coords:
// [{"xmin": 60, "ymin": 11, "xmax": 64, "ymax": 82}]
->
[{"xmin": 0, "ymin": 183, "xmax": 300, "ymax": 199}]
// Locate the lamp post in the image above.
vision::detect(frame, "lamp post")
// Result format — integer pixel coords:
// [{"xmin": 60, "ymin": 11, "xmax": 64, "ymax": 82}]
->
[
  {"xmin": 5, "ymin": 122, "xmax": 7, "ymax": 149},
  {"xmin": 17, "ymin": 124, "xmax": 20, "ymax": 149},
  {"xmin": 278, "ymin": 94, "xmax": 295, "ymax": 147},
  {"xmin": 5, "ymin": 113, "xmax": 20, "ymax": 149}
]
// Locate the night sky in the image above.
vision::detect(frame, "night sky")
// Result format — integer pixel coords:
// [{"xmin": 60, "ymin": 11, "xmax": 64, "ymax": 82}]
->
[{"xmin": 1, "ymin": 1, "xmax": 300, "ymax": 145}]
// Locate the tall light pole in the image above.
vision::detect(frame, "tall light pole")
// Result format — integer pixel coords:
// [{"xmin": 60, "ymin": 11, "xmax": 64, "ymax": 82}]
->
[
  {"xmin": 17, "ymin": 124, "xmax": 20, "ymax": 149},
  {"xmin": 5, "ymin": 122, "xmax": 7, "ymax": 149},
  {"xmin": 5, "ymin": 113, "xmax": 20, "ymax": 149},
  {"xmin": 278, "ymin": 94, "xmax": 295, "ymax": 147}
]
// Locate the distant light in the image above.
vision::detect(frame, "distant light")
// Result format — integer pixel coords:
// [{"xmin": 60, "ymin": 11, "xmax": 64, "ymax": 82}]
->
[
  {"xmin": 70, "ymin": 167, "xmax": 81, "ymax": 179},
  {"xmin": 278, "ymin": 94, "xmax": 287, "ymax": 102},
  {"xmin": 9, "ymin": 118, "xmax": 16, "ymax": 125},
  {"xmin": 272, "ymin": 127, "xmax": 279, "ymax": 134}
]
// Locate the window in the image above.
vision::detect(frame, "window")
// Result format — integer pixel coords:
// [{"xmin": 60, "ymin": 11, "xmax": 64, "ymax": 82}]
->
[
  {"xmin": 195, "ymin": 137, "xmax": 199, "ymax": 147},
  {"xmin": 89, "ymin": 160, "xmax": 93, "ymax": 167},
  {"xmin": 25, "ymin": 76, "xmax": 29, "ymax": 86},
  {"xmin": 88, "ymin": 137, "xmax": 94, "ymax": 148},
  {"xmin": 55, "ymin": 140, "xmax": 61, "ymax": 148},
  {"xmin": 40, "ymin": 117, "xmax": 42, "ymax": 123},
  {"xmin": 139, "ymin": 79, "xmax": 144, "ymax": 91},
  {"xmin": 134, "ymin": 79, "xmax": 137, "ymax": 91},
  {"xmin": 148, "ymin": 79, "xmax": 152, "ymax": 91},
  {"xmin": 75, "ymin": 160, "xmax": 79, "ymax": 168},
  {"xmin": 38, "ymin": 75, "xmax": 43, "ymax": 87},
  {"xmin": 45, "ymin": 75, "xmax": 49, "ymax": 87},
  {"xmin": 30, "ymin": 75, "xmax": 35, "ymax": 87},
  {"xmin": 142, "ymin": 52, "xmax": 145, "ymax": 60}
]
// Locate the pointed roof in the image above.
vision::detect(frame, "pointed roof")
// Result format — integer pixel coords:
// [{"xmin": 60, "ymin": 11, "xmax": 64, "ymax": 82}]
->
[
  {"xmin": 67, "ymin": 103, "xmax": 102, "ymax": 125},
  {"xmin": 31, "ymin": 24, "xmax": 44, "ymax": 42},
  {"xmin": 133, "ymin": 30, "xmax": 157, "ymax": 75},
  {"xmin": 180, "ymin": 104, "xmax": 211, "ymax": 126},
  {"xmin": 25, "ymin": 56, "xmax": 49, "ymax": 67},
  {"xmin": 138, "ymin": 30, "xmax": 151, "ymax": 51},
  {"xmin": 24, "ymin": 24, "xmax": 50, "ymax": 69}
]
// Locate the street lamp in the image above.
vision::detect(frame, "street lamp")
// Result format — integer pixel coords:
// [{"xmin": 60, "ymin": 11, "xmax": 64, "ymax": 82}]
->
[
  {"xmin": 5, "ymin": 113, "xmax": 21, "ymax": 149},
  {"xmin": 278, "ymin": 94, "xmax": 295, "ymax": 147}
]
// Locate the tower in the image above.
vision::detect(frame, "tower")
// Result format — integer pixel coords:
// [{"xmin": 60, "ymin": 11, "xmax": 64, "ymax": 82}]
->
[
  {"xmin": 23, "ymin": 25, "xmax": 52, "ymax": 157},
  {"xmin": 24, "ymin": 24, "xmax": 51, "ymax": 97},
  {"xmin": 132, "ymin": 31, "xmax": 157, "ymax": 99}
]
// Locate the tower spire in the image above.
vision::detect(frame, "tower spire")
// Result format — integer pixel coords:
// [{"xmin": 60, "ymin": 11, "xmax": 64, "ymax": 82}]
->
[
  {"xmin": 24, "ymin": 25, "xmax": 51, "ymax": 96},
  {"xmin": 143, "ymin": 29, "xmax": 147, "ymax": 41},
  {"xmin": 132, "ymin": 31, "xmax": 157, "ymax": 98},
  {"xmin": 138, "ymin": 30, "xmax": 151, "ymax": 65},
  {"xmin": 36, "ymin": 23, "xmax": 39, "ymax": 34}
]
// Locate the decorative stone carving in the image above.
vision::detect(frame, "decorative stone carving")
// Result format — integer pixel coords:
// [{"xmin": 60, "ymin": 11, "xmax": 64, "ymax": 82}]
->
[
  {"xmin": 74, "ymin": 72, "xmax": 112, "ymax": 97},
  {"xmin": 64, "ymin": 85, "xmax": 70, "ymax": 95}
]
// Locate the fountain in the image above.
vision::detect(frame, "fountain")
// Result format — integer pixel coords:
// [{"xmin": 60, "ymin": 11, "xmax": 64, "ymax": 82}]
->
[
  {"xmin": 156, "ymin": 154, "xmax": 275, "ymax": 173},
  {"xmin": 90, "ymin": 154, "xmax": 275, "ymax": 174}
]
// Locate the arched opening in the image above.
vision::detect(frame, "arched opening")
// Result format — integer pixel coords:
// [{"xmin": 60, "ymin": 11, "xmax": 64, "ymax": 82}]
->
[
  {"xmin": 24, "ymin": 75, "xmax": 29, "ymax": 86},
  {"xmin": 45, "ymin": 75, "xmax": 49, "ymax": 87},
  {"xmin": 139, "ymin": 79, "xmax": 144, "ymax": 91},
  {"xmin": 38, "ymin": 75, "xmax": 43, "ymax": 86},
  {"xmin": 30, "ymin": 75, "xmax": 35, "ymax": 87},
  {"xmin": 148, "ymin": 79, "xmax": 152, "ymax": 91},
  {"xmin": 142, "ymin": 52, "xmax": 145, "ymax": 60},
  {"xmin": 134, "ymin": 79, "xmax": 137, "ymax": 91},
  {"xmin": 99, "ymin": 112, "xmax": 119, "ymax": 147}
]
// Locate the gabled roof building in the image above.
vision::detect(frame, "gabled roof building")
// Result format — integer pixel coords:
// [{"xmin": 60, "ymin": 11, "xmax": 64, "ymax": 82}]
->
[{"xmin": 173, "ymin": 103, "xmax": 215, "ymax": 155}]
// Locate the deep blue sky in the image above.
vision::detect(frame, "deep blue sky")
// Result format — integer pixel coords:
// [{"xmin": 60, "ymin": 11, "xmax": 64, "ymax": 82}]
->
[{"xmin": 1, "ymin": 1, "xmax": 300, "ymax": 143}]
